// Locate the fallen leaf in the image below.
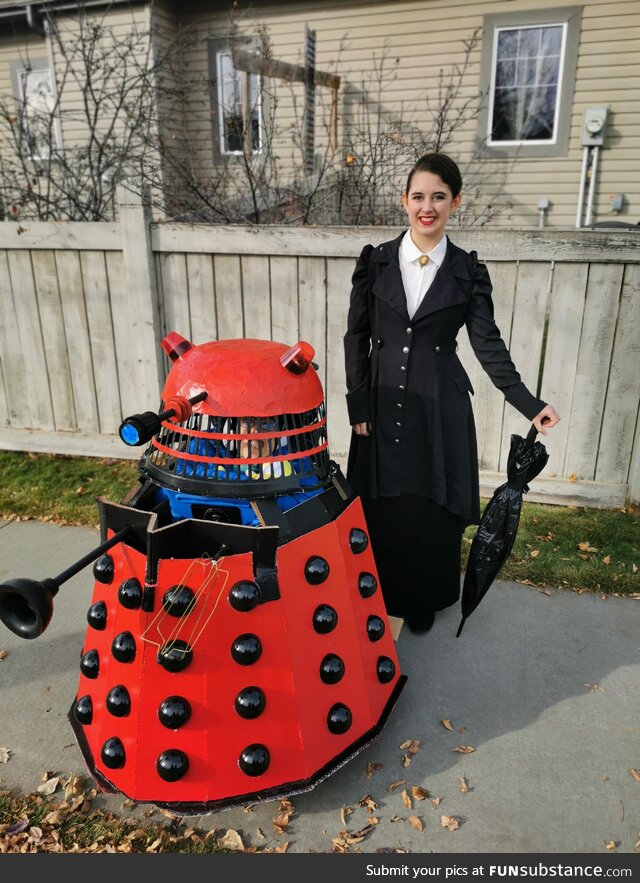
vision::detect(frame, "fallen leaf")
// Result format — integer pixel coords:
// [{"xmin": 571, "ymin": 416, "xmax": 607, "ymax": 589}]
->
[
  {"xmin": 628, "ymin": 769, "xmax": 640, "ymax": 782},
  {"xmin": 366, "ymin": 762, "xmax": 383, "ymax": 778},
  {"xmin": 389, "ymin": 815, "xmax": 400, "ymax": 823},
  {"xmin": 578, "ymin": 542, "xmax": 597, "ymax": 552},
  {"xmin": 584, "ymin": 683, "xmax": 605, "ymax": 693},
  {"xmin": 6, "ymin": 817, "xmax": 29, "ymax": 835},
  {"xmin": 0, "ymin": 748, "xmax": 10, "ymax": 763},
  {"xmin": 349, "ymin": 824, "xmax": 376, "ymax": 842},
  {"xmin": 340, "ymin": 806, "xmax": 353, "ymax": 825},
  {"xmin": 602, "ymin": 555, "xmax": 611, "ymax": 565},
  {"xmin": 400, "ymin": 789, "xmax": 413, "ymax": 810},
  {"xmin": 407, "ymin": 740, "xmax": 421, "ymax": 755},
  {"xmin": 37, "ymin": 776, "xmax": 60, "ymax": 795},
  {"xmin": 458, "ymin": 726, "xmax": 467, "ymax": 733},
  {"xmin": 568, "ymin": 473, "xmax": 577, "ymax": 482},
  {"xmin": 411, "ymin": 786, "xmax": 429, "ymax": 801},
  {"xmin": 430, "ymin": 797, "xmax": 442, "ymax": 808},
  {"xmin": 388, "ymin": 779, "xmax": 406, "ymax": 792},
  {"xmin": 604, "ymin": 840, "xmax": 617, "ymax": 851},
  {"xmin": 530, "ymin": 549, "xmax": 540, "ymax": 558},
  {"xmin": 217, "ymin": 829, "xmax": 244, "ymax": 851},
  {"xmin": 451, "ymin": 745, "xmax": 476, "ymax": 754},
  {"xmin": 407, "ymin": 815, "xmax": 424, "ymax": 832},
  {"xmin": 632, "ymin": 564, "xmax": 638, "ymax": 574},
  {"xmin": 459, "ymin": 777, "xmax": 469, "ymax": 793},
  {"xmin": 0, "ymin": 650, "xmax": 8, "ymax": 661},
  {"xmin": 357, "ymin": 795, "xmax": 378, "ymax": 812},
  {"xmin": 274, "ymin": 842, "xmax": 289, "ymax": 853},
  {"xmin": 273, "ymin": 811, "xmax": 291, "ymax": 832},
  {"xmin": 402, "ymin": 755, "xmax": 411, "ymax": 768},
  {"xmin": 441, "ymin": 815, "xmax": 460, "ymax": 831},
  {"xmin": 441, "ymin": 719, "xmax": 454, "ymax": 731},
  {"xmin": 28, "ymin": 826, "xmax": 43, "ymax": 843},
  {"xmin": 146, "ymin": 838, "xmax": 162, "ymax": 852},
  {"xmin": 579, "ymin": 554, "xmax": 589, "ymax": 560}
]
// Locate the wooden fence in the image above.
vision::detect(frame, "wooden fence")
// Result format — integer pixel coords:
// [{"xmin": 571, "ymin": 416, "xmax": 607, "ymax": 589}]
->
[{"xmin": 1, "ymin": 187, "xmax": 639, "ymax": 508}]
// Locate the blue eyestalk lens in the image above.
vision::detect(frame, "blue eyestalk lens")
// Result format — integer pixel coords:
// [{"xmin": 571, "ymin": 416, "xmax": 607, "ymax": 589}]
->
[
  {"xmin": 118, "ymin": 411, "xmax": 162, "ymax": 446},
  {"xmin": 120, "ymin": 421, "xmax": 141, "ymax": 446}
]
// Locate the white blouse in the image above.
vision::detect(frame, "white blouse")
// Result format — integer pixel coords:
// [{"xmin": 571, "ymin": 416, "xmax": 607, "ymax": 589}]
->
[{"xmin": 399, "ymin": 230, "xmax": 448, "ymax": 320}]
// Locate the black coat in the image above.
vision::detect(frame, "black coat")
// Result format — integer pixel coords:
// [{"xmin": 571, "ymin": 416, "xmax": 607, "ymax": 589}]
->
[{"xmin": 344, "ymin": 234, "xmax": 546, "ymax": 526}]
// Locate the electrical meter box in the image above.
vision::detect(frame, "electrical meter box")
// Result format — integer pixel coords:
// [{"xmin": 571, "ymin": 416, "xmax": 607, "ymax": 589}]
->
[{"xmin": 582, "ymin": 107, "xmax": 609, "ymax": 147}]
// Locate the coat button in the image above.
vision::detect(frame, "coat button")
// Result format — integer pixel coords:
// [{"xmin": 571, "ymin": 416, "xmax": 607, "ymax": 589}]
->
[
  {"xmin": 396, "ymin": 421, "xmax": 402, "ymax": 427},
  {"xmin": 396, "ymin": 403, "xmax": 402, "ymax": 408},
  {"xmin": 402, "ymin": 346, "xmax": 409, "ymax": 354},
  {"xmin": 394, "ymin": 438, "xmax": 400, "ymax": 444},
  {"xmin": 400, "ymin": 365, "xmax": 406, "ymax": 372},
  {"xmin": 435, "ymin": 345, "xmax": 440, "ymax": 352},
  {"xmin": 399, "ymin": 384, "xmax": 405, "ymax": 390},
  {"xmin": 406, "ymin": 327, "xmax": 412, "ymax": 334}
]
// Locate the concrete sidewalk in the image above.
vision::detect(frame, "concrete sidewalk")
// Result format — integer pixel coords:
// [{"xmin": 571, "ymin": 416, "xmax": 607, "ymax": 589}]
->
[{"xmin": 0, "ymin": 519, "xmax": 638, "ymax": 854}]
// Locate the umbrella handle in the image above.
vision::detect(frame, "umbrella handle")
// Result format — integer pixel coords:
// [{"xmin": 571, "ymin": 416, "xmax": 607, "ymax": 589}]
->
[{"xmin": 525, "ymin": 416, "xmax": 552, "ymax": 448}]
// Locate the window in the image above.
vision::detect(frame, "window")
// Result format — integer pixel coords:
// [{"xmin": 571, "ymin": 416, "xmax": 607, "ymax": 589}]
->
[
  {"xmin": 12, "ymin": 59, "xmax": 60, "ymax": 161},
  {"xmin": 477, "ymin": 7, "xmax": 582, "ymax": 158},
  {"xmin": 209, "ymin": 42, "xmax": 263, "ymax": 157}
]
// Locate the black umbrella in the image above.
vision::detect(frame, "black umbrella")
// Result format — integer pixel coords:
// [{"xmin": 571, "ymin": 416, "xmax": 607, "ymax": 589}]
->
[{"xmin": 456, "ymin": 424, "xmax": 549, "ymax": 637}]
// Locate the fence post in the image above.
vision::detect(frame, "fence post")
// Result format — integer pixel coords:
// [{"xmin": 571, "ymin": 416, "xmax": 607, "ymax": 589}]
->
[
  {"xmin": 629, "ymin": 418, "xmax": 640, "ymax": 505},
  {"xmin": 117, "ymin": 183, "xmax": 163, "ymax": 408}
]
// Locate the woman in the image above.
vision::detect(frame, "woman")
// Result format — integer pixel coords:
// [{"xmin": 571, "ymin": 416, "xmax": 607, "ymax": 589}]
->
[{"xmin": 344, "ymin": 153, "xmax": 560, "ymax": 633}]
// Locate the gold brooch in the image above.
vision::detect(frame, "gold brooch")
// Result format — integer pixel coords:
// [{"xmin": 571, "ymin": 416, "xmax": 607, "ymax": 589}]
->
[{"xmin": 419, "ymin": 254, "xmax": 430, "ymax": 267}]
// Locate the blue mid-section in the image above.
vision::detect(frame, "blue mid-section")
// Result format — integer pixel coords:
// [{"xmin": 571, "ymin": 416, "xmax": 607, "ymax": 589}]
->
[{"xmin": 155, "ymin": 484, "xmax": 324, "ymax": 526}]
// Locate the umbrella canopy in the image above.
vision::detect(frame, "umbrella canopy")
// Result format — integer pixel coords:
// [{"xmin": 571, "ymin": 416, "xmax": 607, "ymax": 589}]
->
[{"xmin": 456, "ymin": 425, "xmax": 549, "ymax": 637}]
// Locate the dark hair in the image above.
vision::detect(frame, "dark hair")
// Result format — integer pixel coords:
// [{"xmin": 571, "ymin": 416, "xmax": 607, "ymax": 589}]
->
[{"xmin": 405, "ymin": 153, "xmax": 462, "ymax": 198}]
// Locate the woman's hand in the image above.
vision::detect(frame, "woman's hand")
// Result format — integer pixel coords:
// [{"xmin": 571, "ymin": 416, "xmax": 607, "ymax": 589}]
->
[
  {"xmin": 353, "ymin": 422, "xmax": 371, "ymax": 436},
  {"xmin": 532, "ymin": 404, "xmax": 560, "ymax": 436}
]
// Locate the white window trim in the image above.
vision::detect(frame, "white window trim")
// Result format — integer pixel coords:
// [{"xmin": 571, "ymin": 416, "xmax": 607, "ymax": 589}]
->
[
  {"xmin": 487, "ymin": 21, "xmax": 568, "ymax": 148},
  {"xmin": 15, "ymin": 63, "xmax": 61, "ymax": 162},
  {"xmin": 215, "ymin": 49, "xmax": 263, "ymax": 157},
  {"xmin": 476, "ymin": 7, "xmax": 582, "ymax": 159}
]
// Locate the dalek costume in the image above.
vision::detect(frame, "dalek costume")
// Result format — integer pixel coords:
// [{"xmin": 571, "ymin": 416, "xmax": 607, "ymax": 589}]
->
[{"xmin": 0, "ymin": 333, "xmax": 405, "ymax": 814}]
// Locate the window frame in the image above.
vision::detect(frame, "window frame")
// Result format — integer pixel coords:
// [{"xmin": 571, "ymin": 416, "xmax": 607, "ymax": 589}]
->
[
  {"xmin": 10, "ymin": 58, "xmax": 62, "ymax": 162},
  {"xmin": 208, "ymin": 38, "xmax": 265, "ymax": 161},
  {"xmin": 477, "ymin": 6, "xmax": 582, "ymax": 158}
]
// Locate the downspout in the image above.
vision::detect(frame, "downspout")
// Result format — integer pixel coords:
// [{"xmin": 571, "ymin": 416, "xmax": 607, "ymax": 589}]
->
[{"xmin": 25, "ymin": 3, "xmax": 45, "ymax": 35}]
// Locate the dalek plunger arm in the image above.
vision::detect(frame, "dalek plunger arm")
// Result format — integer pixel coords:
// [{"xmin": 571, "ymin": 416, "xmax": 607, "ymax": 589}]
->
[
  {"xmin": 0, "ymin": 526, "xmax": 132, "ymax": 640},
  {"xmin": 119, "ymin": 391, "xmax": 208, "ymax": 447}
]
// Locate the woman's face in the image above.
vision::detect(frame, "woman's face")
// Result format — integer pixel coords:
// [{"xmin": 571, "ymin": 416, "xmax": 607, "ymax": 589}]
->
[{"xmin": 401, "ymin": 171, "xmax": 461, "ymax": 245}]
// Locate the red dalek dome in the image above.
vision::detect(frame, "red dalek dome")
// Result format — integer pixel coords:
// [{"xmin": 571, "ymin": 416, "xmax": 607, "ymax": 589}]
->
[
  {"xmin": 137, "ymin": 334, "xmax": 330, "ymax": 499},
  {"xmin": 0, "ymin": 333, "xmax": 405, "ymax": 814}
]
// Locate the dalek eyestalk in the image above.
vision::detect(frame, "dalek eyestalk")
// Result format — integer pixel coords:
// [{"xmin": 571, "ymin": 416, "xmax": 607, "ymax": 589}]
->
[{"xmin": 119, "ymin": 391, "xmax": 207, "ymax": 447}]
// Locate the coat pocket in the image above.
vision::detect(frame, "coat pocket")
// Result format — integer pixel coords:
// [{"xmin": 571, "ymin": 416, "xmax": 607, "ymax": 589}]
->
[{"xmin": 454, "ymin": 373, "xmax": 475, "ymax": 396}]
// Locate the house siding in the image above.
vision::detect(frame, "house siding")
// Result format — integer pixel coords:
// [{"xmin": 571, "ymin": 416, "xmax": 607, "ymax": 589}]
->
[{"xmin": 174, "ymin": 0, "xmax": 639, "ymax": 227}]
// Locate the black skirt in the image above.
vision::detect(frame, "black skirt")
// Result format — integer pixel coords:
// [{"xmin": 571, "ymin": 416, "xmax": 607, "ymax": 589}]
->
[{"xmin": 362, "ymin": 494, "xmax": 465, "ymax": 620}]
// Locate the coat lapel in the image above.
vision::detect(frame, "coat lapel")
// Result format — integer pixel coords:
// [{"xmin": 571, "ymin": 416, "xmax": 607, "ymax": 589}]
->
[
  {"xmin": 411, "ymin": 240, "xmax": 472, "ymax": 323},
  {"xmin": 370, "ymin": 234, "xmax": 410, "ymax": 322}
]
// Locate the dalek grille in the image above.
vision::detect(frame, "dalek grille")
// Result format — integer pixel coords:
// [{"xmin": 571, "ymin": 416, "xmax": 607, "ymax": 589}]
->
[{"xmin": 142, "ymin": 403, "xmax": 330, "ymax": 496}]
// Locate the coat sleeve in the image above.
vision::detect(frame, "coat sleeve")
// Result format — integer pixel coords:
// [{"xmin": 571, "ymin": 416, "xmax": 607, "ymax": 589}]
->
[
  {"xmin": 344, "ymin": 244, "xmax": 375, "ymax": 424},
  {"xmin": 465, "ymin": 260, "xmax": 546, "ymax": 421}
]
